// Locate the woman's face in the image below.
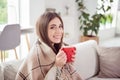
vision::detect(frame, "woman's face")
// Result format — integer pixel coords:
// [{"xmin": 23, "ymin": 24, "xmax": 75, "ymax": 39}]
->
[{"xmin": 48, "ymin": 17, "xmax": 63, "ymax": 44}]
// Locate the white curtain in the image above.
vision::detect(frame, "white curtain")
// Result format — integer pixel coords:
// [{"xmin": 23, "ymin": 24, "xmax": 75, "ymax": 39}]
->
[
  {"xmin": 116, "ymin": 0, "xmax": 120, "ymax": 35},
  {"xmin": 116, "ymin": 11, "xmax": 120, "ymax": 35}
]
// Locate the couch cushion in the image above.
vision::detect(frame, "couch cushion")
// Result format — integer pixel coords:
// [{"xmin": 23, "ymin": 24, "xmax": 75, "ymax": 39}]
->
[
  {"xmin": 1, "ymin": 60, "xmax": 23, "ymax": 80},
  {"xmin": 97, "ymin": 47, "xmax": 120, "ymax": 78},
  {"xmin": 73, "ymin": 40, "xmax": 98, "ymax": 80},
  {"xmin": 0, "ymin": 65, "xmax": 4, "ymax": 80}
]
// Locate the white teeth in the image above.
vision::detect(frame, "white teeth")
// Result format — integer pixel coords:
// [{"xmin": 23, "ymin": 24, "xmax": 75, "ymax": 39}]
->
[{"xmin": 54, "ymin": 35, "xmax": 61, "ymax": 39}]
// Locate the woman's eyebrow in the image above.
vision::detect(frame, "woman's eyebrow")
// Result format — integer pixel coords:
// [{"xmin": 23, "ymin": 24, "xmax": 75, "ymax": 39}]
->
[
  {"xmin": 49, "ymin": 23, "xmax": 62, "ymax": 27},
  {"xmin": 50, "ymin": 24, "xmax": 56, "ymax": 26}
]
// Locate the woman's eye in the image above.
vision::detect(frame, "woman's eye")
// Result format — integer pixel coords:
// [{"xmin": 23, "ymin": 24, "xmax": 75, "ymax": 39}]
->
[
  {"xmin": 49, "ymin": 24, "xmax": 63, "ymax": 30},
  {"xmin": 59, "ymin": 25, "xmax": 63, "ymax": 28},
  {"xmin": 50, "ymin": 26, "xmax": 54, "ymax": 29},
  {"xmin": 50, "ymin": 24, "xmax": 56, "ymax": 29}
]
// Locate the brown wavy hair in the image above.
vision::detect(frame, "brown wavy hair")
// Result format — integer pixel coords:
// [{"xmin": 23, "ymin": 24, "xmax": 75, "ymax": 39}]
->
[{"xmin": 36, "ymin": 11, "xmax": 64, "ymax": 53}]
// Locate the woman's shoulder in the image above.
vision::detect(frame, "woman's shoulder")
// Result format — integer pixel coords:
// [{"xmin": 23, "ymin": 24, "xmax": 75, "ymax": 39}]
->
[{"xmin": 26, "ymin": 40, "xmax": 41, "ymax": 57}]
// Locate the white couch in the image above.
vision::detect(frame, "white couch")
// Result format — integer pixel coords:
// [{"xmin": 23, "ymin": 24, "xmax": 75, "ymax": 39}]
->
[
  {"xmin": 74, "ymin": 40, "xmax": 120, "ymax": 80},
  {"xmin": 0, "ymin": 59, "xmax": 23, "ymax": 80},
  {"xmin": 0, "ymin": 40, "xmax": 120, "ymax": 80}
]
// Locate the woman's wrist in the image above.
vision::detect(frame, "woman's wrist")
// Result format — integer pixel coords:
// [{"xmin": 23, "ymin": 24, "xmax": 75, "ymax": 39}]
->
[{"xmin": 54, "ymin": 62, "xmax": 62, "ymax": 69}]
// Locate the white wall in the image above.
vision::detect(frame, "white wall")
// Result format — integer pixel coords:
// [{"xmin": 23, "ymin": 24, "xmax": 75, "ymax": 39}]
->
[
  {"xmin": 20, "ymin": 0, "xmax": 45, "ymax": 27},
  {"xmin": 45, "ymin": 0, "xmax": 99, "ymax": 45},
  {"xmin": 45, "ymin": 0, "xmax": 118, "ymax": 44},
  {"xmin": 19, "ymin": 0, "xmax": 30, "ymax": 27},
  {"xmin": 20, "ymin": 0, "xmax": 45, "ymax": 47},
  {"xmin": 98, "ymin": 28, "xmax": 115, "ymax": 41},
  {"xmin": 29, "ymin": 0, "xmax": 45, "ymax": 26},
  {"xmin": 25, "ymin": 0, "xmax": 117, "ymax": 45},
  {"xmin": 44, "ymin": 0, "xmax": 80, "ymax": 44}
]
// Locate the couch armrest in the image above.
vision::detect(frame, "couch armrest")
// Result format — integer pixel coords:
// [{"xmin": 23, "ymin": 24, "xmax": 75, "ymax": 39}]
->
[{"xmin": 73, "ymin": 40, "xmax": 98, "ymax": 80}]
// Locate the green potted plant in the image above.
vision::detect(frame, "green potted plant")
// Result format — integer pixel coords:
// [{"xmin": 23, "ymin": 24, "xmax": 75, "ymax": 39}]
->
[
  {"xmin": 75, "ymin": 0, "xmax": 113, "ymax": 43},
  {"xmin": 100, "ymin": 13, "xmax": 113, "ymax": 25}
]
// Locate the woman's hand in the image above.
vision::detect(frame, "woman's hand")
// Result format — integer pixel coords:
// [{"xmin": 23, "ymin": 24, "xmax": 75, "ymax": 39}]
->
[
  {"xmin": 71, "ymin": 54, "xmax": 75, "ymax": 62},
  {"xmin": 55, "ymin": 50, "xmax": 67, "ymax": 68},
  {"xmin": 72, "ymin": 50, "xmax": 76, "ymax": 62}
]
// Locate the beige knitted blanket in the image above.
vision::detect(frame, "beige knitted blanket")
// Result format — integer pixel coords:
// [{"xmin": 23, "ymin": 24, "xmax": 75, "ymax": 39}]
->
[{"xmin": 15, "ymin": 40, "xmax": 81, "ymax": 80}]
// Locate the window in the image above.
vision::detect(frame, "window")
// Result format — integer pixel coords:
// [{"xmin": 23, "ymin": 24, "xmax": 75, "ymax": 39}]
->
[
  {"xmin": 0, "ymin": 0, "xmax": 19, "ymax": 28},
  {"xmin": 0, "ymin": 0, "xmax": 7, "ymax": 24},
  {"xmin": 7, "ymin": 0, "xmax": 19, "ymax": 24},
  {"xmin": 97, "ymin": 0, "xmax": 114, "ymax": 29},
  {"xmin": 0, "ymin": 0, "xmax": 31, "ymax": 61}
]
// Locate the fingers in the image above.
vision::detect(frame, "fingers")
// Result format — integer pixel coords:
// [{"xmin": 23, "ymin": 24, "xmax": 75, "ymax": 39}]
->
[
  {"xmin": 55, "ymin": 50, "xmax": 67, "ymax": 67},
  {"xmin": 57, "ymin": 50, "xmax": 67, "ymax": 61},
  {"xmin": 72, "ymin": 54, "xmax": 75, "ymax": 59},
  {"xmin": 73, "ymin": 50, "xmax": 76, "ymax": 55}
]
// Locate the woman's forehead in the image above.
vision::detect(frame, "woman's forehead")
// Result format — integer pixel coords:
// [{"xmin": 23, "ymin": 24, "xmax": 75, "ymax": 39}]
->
[{"xmin": 48, "ymin": 17, "xmax": 62, "ymax": 25}]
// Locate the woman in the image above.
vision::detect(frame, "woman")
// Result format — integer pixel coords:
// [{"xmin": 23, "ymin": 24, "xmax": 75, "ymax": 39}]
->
[{"xmin": 15, "ymin": 11, "xmax": 81, "ymax": 80}]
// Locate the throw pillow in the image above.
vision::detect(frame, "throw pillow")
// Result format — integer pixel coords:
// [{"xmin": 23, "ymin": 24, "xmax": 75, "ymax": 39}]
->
[
  {"xmin": 4, "ymin": 65, "xmax": 17, "ymax": 80},
  {"xmin": 97, "ymin": 46, "xmax": 120, "ymax": 78}
]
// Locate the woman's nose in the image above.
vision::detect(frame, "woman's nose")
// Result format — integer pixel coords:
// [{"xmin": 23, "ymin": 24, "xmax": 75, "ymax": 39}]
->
[{"xmin": 55, "ymin": 28, "xmax": 63, "ymax": 33}]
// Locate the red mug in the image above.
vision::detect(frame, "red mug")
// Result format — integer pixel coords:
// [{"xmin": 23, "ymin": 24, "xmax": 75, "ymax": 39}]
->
[{"xmin": 62, "ymin": 47, "xmax": 76, "ymax": 62}]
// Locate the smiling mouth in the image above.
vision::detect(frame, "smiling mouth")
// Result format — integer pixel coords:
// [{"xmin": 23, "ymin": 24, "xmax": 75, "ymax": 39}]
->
[{"xmin": 53, "ymin": 35, "xmax": 62, "ymax": 39}]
